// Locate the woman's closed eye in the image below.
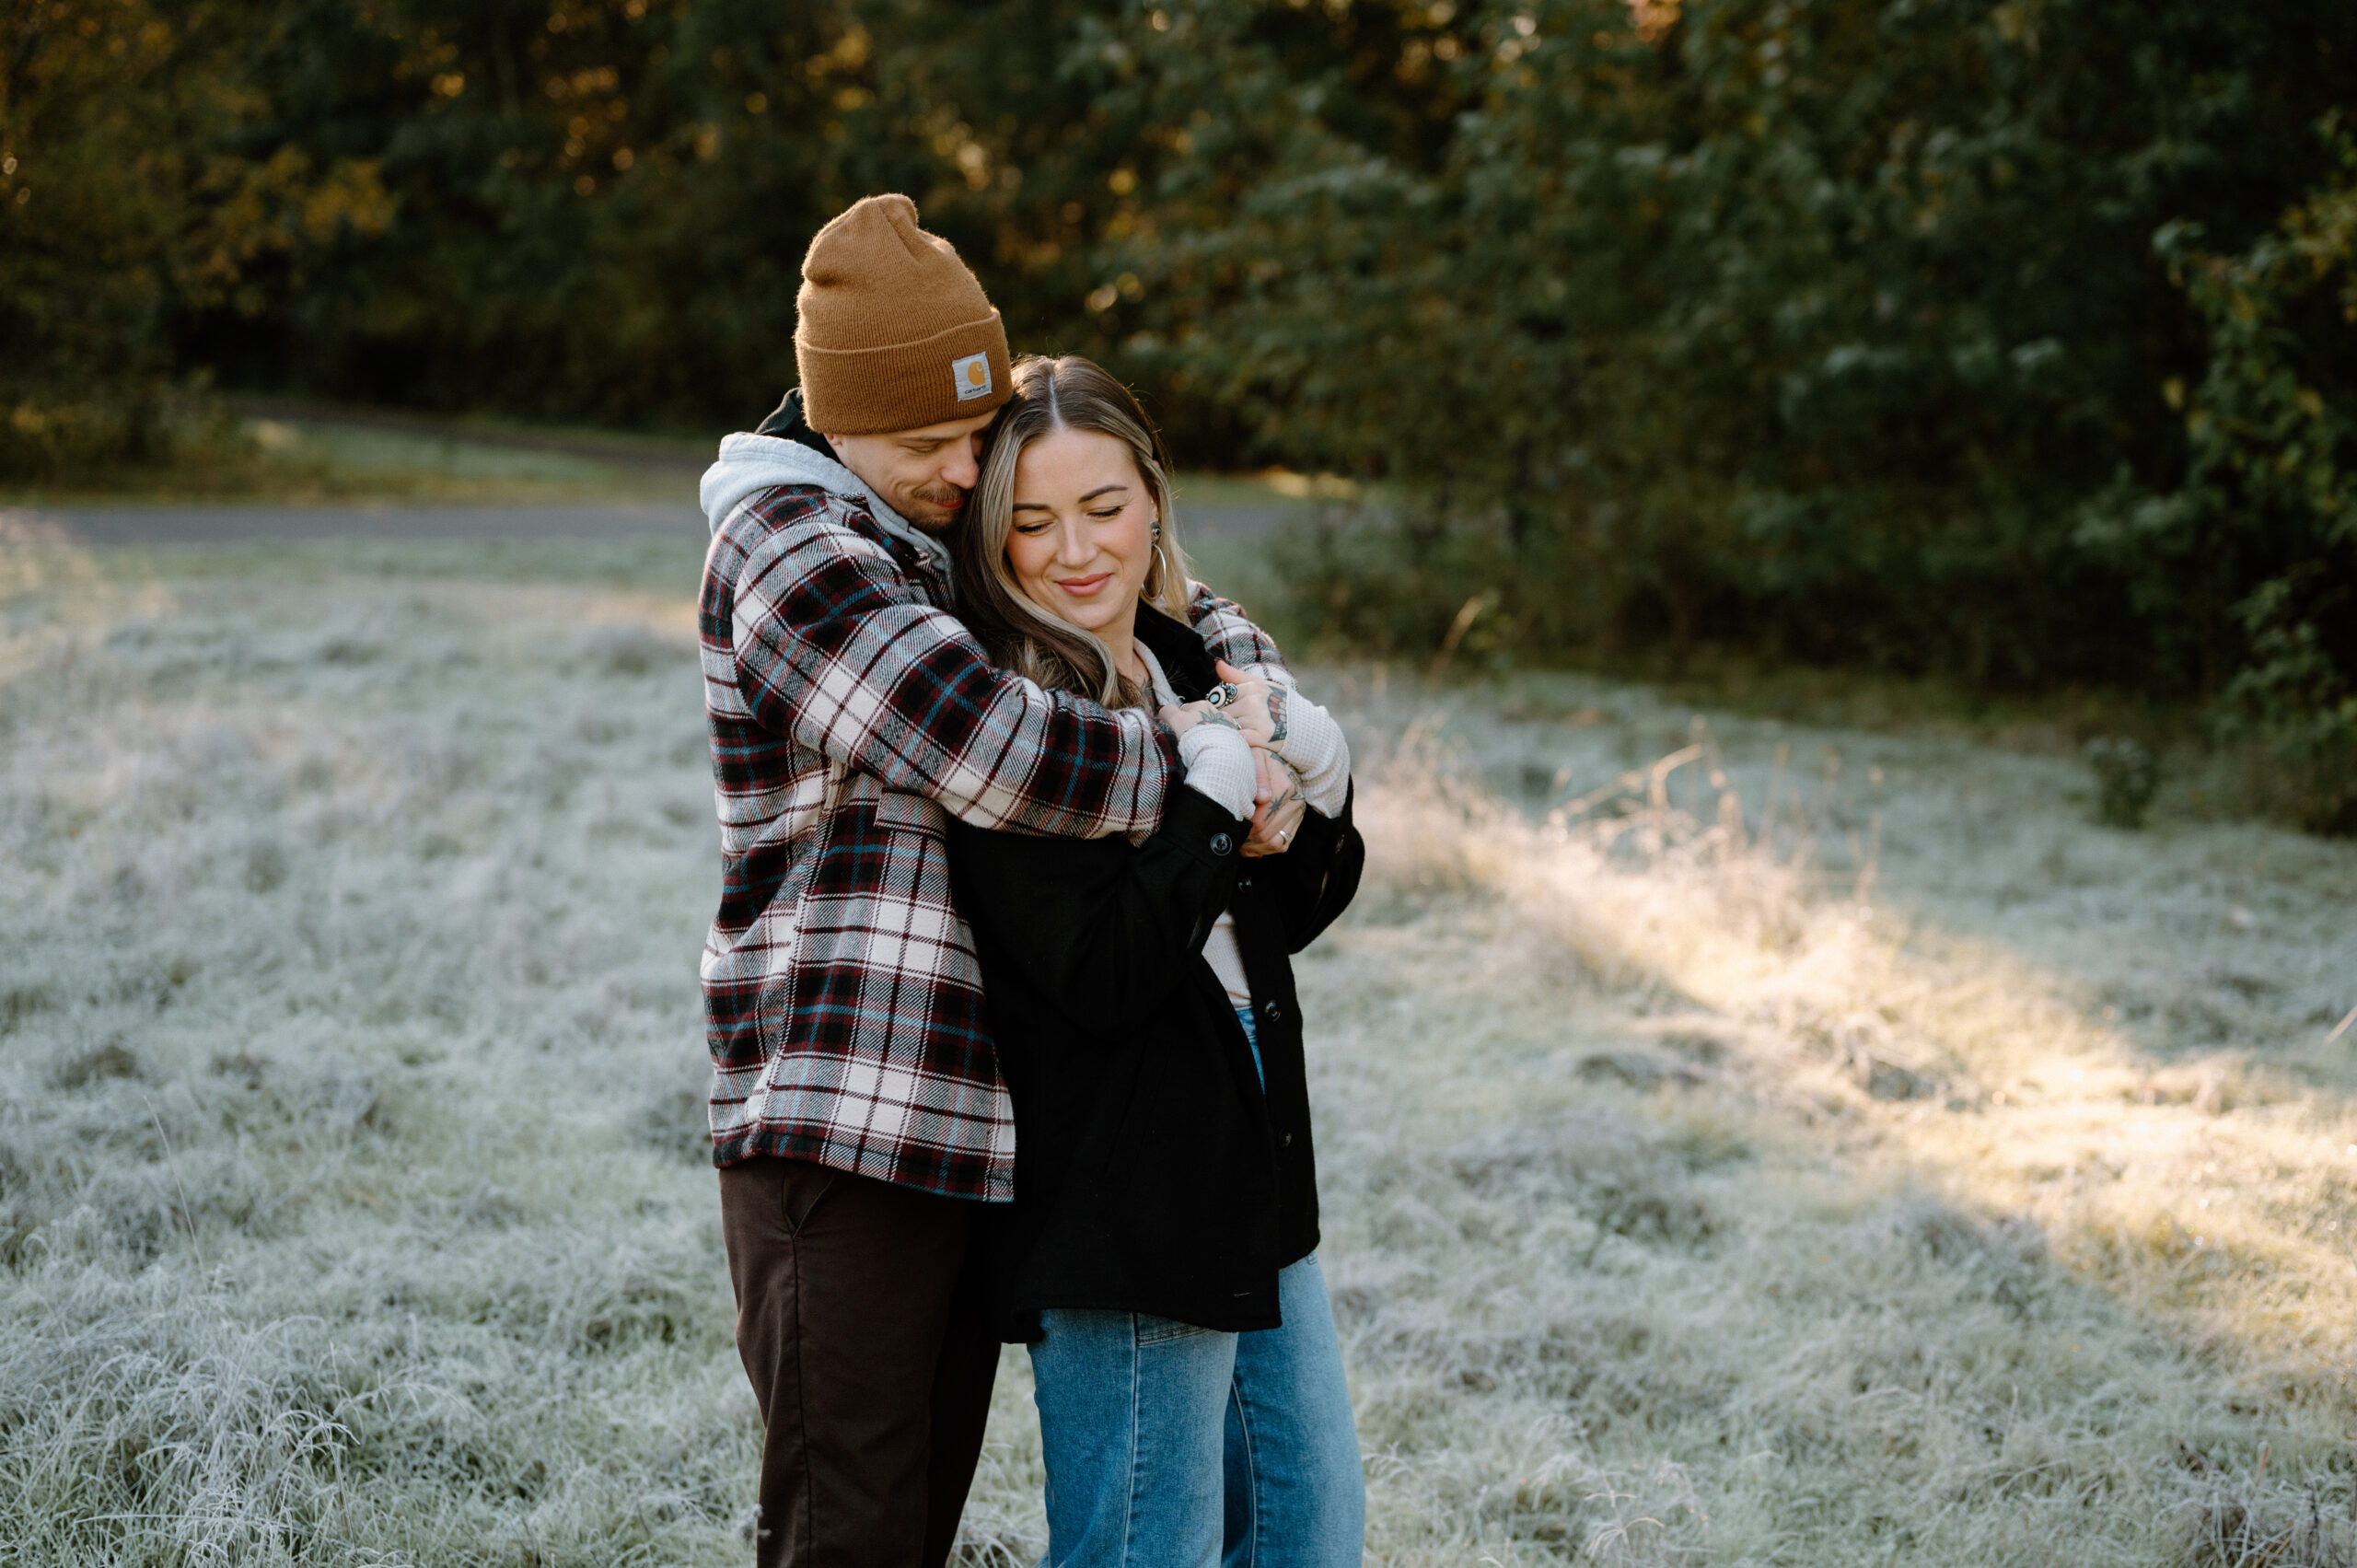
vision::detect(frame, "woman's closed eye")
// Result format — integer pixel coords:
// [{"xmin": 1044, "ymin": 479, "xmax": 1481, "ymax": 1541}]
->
[{"xmin": 1014, "ymin": 506, "xmax": 1127, "ymax": 533}]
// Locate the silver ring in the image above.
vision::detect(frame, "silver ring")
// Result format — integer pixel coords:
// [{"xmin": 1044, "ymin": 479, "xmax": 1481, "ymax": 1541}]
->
[
  {"xmin": 1274, "ymin": 829, "xmax": 1291, "ymax": 845},
  {"xmin": 1205, "ymin": 681, "xmax": 1240, "ymax": 708}
]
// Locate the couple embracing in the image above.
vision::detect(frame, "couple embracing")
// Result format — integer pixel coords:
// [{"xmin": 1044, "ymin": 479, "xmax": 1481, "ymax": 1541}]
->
[{"xmin": 695, "ymin": 194, "xmax": 1365, "ymax": 1567}]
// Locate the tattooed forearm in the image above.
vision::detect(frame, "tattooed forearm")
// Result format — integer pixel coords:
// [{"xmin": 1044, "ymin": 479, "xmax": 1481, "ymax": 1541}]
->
[{"xmin": 1265, "ymin": 684, "xmax": 1289, "ymax": 747}]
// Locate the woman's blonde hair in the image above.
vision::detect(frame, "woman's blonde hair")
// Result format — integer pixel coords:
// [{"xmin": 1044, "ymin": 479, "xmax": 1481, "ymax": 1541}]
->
[{"xmin": 954, "ymin": 355, "xmax": 1196, "ymax": 708}]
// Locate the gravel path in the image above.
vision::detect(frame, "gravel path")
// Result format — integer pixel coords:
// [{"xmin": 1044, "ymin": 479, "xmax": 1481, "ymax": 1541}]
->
[
  {"xmin": 18, "ymin": 503, "xmax": 703, "ymax": 545},
  {"xmin": 17, "ymin": 497, "xmax": 1288, "ymax": 546}
]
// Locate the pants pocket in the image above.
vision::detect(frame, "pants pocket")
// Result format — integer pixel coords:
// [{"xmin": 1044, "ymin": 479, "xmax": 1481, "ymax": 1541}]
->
[
  {"xmin": 1135, "ymin": 1313, "xmax": 1218, "ymax": 1346},
  {"xmin": 773, "ymin": 1158, "xmax": 838, "ymax": 1235}
]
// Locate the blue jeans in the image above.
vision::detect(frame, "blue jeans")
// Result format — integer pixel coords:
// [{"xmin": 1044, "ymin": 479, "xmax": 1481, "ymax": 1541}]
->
[{"xmin": 1028, "ymin": 1254, "xmax": 1364, "ymax": 1568}]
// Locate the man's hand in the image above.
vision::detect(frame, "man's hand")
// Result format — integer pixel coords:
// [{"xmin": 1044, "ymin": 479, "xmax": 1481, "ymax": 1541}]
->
[{"xmin": 1243, "ymin": 749, "xmax": 1307, "ymax": 857}]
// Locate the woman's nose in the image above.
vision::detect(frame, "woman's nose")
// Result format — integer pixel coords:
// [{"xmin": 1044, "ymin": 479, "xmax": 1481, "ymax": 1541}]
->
[{"xmin": 1052, "ymin": 520, "xmax": 1094, "ymax": 564}]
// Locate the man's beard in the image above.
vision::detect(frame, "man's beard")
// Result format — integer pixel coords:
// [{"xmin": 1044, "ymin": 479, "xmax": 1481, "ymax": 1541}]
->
[{"xmin": 901, "ymin": 482, "xmax": 968, "ymax": 530}]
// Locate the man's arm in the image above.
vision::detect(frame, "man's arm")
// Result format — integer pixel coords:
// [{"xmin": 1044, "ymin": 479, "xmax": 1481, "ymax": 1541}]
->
[
  {"xmin": 1185, "ymin": 584, "xmax": 1317, "ymax": 852},
  {"xmin": 946, "ymin": 787, "xmax": 1245, "ymax": 1034},
  {"xmin": 1186, "ymin": 582, "xmax": 1292, "ymax": 684},
  {"xmin": 729, "ymin": 508, "xmax": 1175, "ymax": 839}
]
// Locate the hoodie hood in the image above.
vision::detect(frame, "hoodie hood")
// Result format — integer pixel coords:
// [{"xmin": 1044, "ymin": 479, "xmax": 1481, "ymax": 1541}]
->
[{"xmin": 699, "ymin": 428, "xmax": 953, "ymax": 582}]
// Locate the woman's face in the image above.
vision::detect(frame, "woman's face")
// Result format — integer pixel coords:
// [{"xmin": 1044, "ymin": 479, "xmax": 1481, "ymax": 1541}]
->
[{"xmin": 1004, "ymin": 426, "xmax": 1156, "ymax": 642}]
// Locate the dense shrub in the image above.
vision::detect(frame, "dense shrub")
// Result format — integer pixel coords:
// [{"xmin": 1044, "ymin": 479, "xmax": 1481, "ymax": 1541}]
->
[
  {"xmin": 1119, "ymin": 1, "xmax": 2353, "ymax": 691},
  {"xmin": 0, "ymin": 0, "xmax": 387, "ymax": 480},
  {"xmin": 6, "ymin": 0, "xmax": 2354, "ymax": 819},
  {"xmin": 168, "ymin": 0, "xmax": 1223, "ymax": 439},
  {"xmin": 4, "ymin": 1, "xmax": 1195, "ymax": 447},
  {"xmin": 2164, "ymin": 122, "xmax": 2357, "ymax": 831}
]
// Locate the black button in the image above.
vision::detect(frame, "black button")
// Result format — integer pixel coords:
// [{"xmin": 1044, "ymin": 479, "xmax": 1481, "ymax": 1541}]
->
[
  {"xmin": 1210, "ymin": 833, "xmax": 1233, "ymax": 855},
  {"xmin": 1261, "ymin": 1003, "xmax": 1283, "ymax": 1020},
  {"xmin": 1282, "ymin": 1132, "xmax": 1294, "ymax": 1147}
]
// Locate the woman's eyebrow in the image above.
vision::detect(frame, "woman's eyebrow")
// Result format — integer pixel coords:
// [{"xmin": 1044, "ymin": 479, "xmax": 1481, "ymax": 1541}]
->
[
  {"xmin": 1078, "ymin": 483, "xmax": 1130, "ymax": 503},
  {"xmin": 1011, "ymin": 498, "xmax": 1053, "ymax": 511}
]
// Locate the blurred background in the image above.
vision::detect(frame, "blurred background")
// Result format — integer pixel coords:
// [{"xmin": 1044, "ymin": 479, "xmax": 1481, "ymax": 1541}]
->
[{"xmin": 6, "ymin": 0, "xmax": 2354, "ymax": 831}]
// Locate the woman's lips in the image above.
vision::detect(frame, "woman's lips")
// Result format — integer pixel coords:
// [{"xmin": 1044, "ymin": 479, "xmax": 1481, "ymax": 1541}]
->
[{"xmin": 1056, "ymin": 573, "xmax": 1114, "ymax": 598}]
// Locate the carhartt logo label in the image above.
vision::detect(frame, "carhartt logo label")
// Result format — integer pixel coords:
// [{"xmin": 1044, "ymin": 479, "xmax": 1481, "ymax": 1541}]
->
[{"xmin": 952, "ymin": 353, "xmax": 993, "ymax": 401}]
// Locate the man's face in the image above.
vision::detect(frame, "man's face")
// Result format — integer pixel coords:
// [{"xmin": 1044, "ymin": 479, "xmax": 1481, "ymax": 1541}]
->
[{"xmin": 825, "ymin": 410, "xmax": 997, "ymax": 534}]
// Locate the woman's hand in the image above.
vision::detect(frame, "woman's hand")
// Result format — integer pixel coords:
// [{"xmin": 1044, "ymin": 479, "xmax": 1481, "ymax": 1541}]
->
[
  {"xmin": 1243, "ymin": 749, "xmax": 1307, "ymax": 857},
  {"xmin": 1202, "ymin": 659, "xmax": 1277, "ymax": 749},
  {"xmin": 1159, "ymin": 700, "xmax": 1259, "ymax": 819},
  {"xmin": 1162, "ymin": 660, "xmax": 1276, "ymax": 746},
  {"xmin": 1160, "ymin": 699, "xmax": 1243, "ymax": 739}
]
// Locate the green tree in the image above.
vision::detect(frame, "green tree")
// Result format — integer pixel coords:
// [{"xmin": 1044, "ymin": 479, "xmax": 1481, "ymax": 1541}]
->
[
  {"xmin": 2159, "ymin": 119, "xmax": 2357, "ymax": 830},
  {"xmin": 180, "ymin": 0, "xmax": 1190, "ymax": 434},
  {"xmin": 0, "ymin": 0, "xmax": 385, "ymax": 478},
  {"xmin": 9, "ymin": 0, "xmax": 2356, "ymax": 834},
  {"xmin": 1119, "ymin": 0, "xmax": 2352, "ymax": 689}
]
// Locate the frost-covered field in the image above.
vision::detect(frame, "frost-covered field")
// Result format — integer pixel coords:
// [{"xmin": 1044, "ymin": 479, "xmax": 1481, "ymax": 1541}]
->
[{"xmin": 4, "ymin": 519, "xmax": 2354, "ymax": 1565}]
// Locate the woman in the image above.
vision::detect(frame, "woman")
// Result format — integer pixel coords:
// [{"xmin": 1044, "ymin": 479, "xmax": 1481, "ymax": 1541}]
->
[{"xmin": 947, "ymin": 354, "xmax": 1365, "ymax": 1568}]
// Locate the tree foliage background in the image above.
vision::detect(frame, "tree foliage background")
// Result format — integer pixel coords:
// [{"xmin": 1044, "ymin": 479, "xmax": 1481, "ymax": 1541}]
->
[{"xmin": 5, "ymin": 0, "xmax": 2353, "ymax": 822}]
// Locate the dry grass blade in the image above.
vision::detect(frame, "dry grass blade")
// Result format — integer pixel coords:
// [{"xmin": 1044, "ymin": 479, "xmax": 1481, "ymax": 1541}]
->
[{"xmin": 4, "ymin": 542, "xmax": 2355, "ymax": 1565}]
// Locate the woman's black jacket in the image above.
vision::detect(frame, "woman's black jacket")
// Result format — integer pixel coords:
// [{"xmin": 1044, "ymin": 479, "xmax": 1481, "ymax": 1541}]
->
[{"xmin": 948, "ymin": 607, "xmax": 1364, "ymax": 1337}]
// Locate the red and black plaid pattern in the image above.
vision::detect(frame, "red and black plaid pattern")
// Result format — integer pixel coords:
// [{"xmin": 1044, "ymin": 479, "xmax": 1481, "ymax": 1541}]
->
[{"xmin": 699, "ymin": 482, "xmax": 1283, "ymax": 1199}]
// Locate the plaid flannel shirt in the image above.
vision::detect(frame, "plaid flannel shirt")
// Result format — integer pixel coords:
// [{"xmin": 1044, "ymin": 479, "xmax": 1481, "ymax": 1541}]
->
[{"xmin": 700, "ymin": 481, "xmax": 1284, "ymax": 1199}]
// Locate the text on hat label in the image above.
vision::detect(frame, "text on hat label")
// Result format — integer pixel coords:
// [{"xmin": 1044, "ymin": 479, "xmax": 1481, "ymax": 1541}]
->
[{"xmin": 952, "ymin": 352, "xmax": 993, "ymax": 401}]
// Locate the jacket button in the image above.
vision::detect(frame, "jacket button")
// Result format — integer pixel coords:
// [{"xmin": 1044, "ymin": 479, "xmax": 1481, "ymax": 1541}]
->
[
  {"xmin": 1262, "ymin": 1003, "xmax": 1283, "ymax": 1021},
  {"xmin": 1210, "ymin": 832, "xmax": 1233, "ymax": 855},
  {"xmin": 1282, "ymin": 1132, "xmax": 1294, "ymax": 1148}
]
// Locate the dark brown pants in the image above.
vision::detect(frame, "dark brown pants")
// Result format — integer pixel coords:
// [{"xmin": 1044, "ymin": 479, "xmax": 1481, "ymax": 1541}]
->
[{"xmin": 717, "ymin": 1156, "xmax": 1001, "ymax": 1568}]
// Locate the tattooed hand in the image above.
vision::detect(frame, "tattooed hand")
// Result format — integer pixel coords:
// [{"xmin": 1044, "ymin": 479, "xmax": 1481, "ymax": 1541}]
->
[
  {"xmin": 1250, "ymin": 745, "xmax": 1287, "ymax": 806},
  {"xmin": 1208, "ymin": 659, "xmax": 1276, "ymax": 748},
  {"xmin": 1243, "ymin": 750, "xmax": 1307, "ymax": 856},
  {"xmin": 1162, "ymin": 699, "xmax": 1245, "ymax": 738}
]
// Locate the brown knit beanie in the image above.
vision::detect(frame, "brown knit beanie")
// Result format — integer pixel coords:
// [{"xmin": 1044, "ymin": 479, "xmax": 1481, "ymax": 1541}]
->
[{"xmin": 793, "ymin": 194, "xmax": 1013, "ymax": 436}]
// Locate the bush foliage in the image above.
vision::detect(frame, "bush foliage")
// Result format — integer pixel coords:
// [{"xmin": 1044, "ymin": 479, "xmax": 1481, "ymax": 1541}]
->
[
  {"xmin": 2164, "ymin": 120, "xmax": 2357, "ymax": 831},
  {"xmin": 3, "ymin": 0, "xmax": 2353, "ymax": 816},
  {"xmin": 0, "ymin": 0, "xmax": 388, "ymax": 474}
]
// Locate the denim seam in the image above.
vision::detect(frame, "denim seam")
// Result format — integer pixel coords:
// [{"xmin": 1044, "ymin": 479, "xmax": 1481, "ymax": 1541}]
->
[
  {"xmin": 1227, "ymin": 1377, "xmax": 1262, "ymax": 1568},
  {"xmin": 1122, "ymin": 1313, "xmax": 1145, "ymax": 1568}
]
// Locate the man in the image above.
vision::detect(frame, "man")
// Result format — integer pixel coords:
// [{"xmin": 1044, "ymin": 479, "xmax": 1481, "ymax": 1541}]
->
[{"xmin": 695, "ymin": 193, "xmax": 1304, "ymax": 1567}]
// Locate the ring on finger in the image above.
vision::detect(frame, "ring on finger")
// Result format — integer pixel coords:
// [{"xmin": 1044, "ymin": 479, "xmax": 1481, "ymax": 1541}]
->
[{"xmin": 1205, "ymin": 681, "xmax": 1240, "ymax": 708}]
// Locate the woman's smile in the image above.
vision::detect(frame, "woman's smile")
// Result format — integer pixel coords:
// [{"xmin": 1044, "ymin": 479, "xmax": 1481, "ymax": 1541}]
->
[{"xmin": 1005, "ymin": 426, "xmax": 1159, "ymax": 645}]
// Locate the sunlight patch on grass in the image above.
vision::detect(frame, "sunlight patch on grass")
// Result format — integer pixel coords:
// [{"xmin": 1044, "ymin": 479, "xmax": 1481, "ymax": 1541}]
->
[
  {"xmin": 1289, "ymin": 900, "xmax": 2322, "ymax": 1563},
  {"xmin": 4, "ymin": 536, "xmax": 2353, "ymax": 1564},
  {"xmin": 1307, "ymin": 690, "xmax": 2357, "ymax": 1559}
]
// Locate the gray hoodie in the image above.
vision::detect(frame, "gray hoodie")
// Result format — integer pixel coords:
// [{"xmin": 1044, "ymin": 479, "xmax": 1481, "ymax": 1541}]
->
[{"xmin": 698, "ymin": 431, "xmax": 952, "ymax": 583}]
